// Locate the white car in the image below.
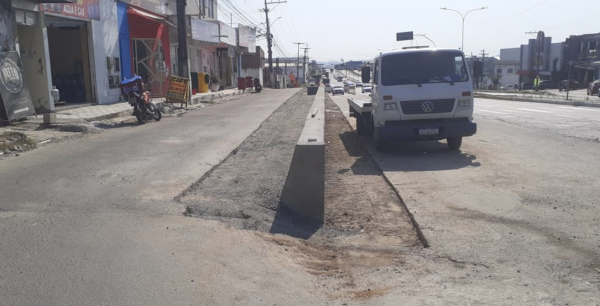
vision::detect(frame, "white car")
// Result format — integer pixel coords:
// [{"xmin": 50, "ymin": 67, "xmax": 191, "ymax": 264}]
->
[
  {"xmin": 331, "ymin": 85, "xmax": 344, "ymax": 95},
  {"xmin": 362, "ymin": 85, "xmax": 372, "ymax": 93},
  {"xmin": 325, "ymin": 84, "xmax": 333, "ymax": 93}
]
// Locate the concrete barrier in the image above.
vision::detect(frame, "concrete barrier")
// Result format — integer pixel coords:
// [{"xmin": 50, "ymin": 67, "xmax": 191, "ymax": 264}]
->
[{"xmin": 280, "ymin": 89, "xmax": 326, "ymax": 223}]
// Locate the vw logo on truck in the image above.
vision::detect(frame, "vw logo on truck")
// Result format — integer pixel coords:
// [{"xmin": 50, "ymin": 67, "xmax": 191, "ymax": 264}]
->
[
  {"xmin": 0, "ymin": 58, "xmax": 23, "ymax": 94},
  {"xmin": 421, "ymin": 100, "xmax": 434, "ymax": 113}
]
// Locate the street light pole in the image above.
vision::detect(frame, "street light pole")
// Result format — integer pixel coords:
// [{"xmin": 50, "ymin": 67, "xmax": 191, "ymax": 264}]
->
[{"xmin": 440, "ymin": 7, "xmax": 488, "ymax": 51}]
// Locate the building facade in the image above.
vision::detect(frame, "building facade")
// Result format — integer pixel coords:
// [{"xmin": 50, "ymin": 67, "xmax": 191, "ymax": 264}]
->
[
  {"xmin": 564, "ymin": 33, "xmax": 600, "ymax": 85},
  {"xmin": 1, "ymin": 0, "xmax": 257, "ymax": 116}
]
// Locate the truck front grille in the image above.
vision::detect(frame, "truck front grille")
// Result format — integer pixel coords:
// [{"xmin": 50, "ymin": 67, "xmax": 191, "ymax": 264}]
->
[{"xmin": 400, "ymin": 99, "xmax": 455, "ymax": 115}]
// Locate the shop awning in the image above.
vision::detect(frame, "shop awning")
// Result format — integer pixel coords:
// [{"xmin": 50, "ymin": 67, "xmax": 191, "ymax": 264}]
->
[{"xmin": 127, "ymin": 7, "xmax": 177, "ymax": 29}]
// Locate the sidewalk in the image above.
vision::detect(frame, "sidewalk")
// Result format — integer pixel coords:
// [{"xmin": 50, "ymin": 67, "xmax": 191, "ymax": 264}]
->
[
  {"xmin": 475, "ymin": 90, "xmax": 600, "ymax": 108},
  {"xmin": 26, "ymin": 88, "xmax": 246, "ymax": 124}
]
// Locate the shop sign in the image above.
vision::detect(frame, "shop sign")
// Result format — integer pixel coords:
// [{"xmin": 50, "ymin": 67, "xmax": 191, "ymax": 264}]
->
[
  {"xmin": 0, "ymin": 52, "xmax": 36, "ymax": 121},
  {"xmin": 219, "ymin": 21, "xmax": 237, "ymax": 47},
  {"xmin": 39, "ymin": 0, "xmax": 101, "ymax": 20},
  {"xmin": 237, "ymin": 25, "xmax": 250, "ymax": 48},
  {"xmin": 191, "ymin": 18, "xmax": 219, "ymax": 44},
  {"xmin": 166, "ymin": 76, "xmax": 189, "ymax": 107},
  {"xmin": 227, "ymin": 46, "xmax": 235, "ymax": 58}
]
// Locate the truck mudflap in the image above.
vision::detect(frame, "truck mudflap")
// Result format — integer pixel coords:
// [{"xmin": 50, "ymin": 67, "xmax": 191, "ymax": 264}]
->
[{"xmin": 374, "ymin": 119, "xmax": 477, "ymax": 141}]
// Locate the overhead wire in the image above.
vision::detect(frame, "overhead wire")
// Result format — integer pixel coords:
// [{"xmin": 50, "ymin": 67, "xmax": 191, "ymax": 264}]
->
[{"xmin": 466, "ymin": 0, "xmax": 553, "ymax": 22}]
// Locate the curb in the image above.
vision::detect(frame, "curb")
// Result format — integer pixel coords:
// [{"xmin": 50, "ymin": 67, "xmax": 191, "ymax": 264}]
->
[
  {"xmin": 56, "ymin": 90, "xmax": 246, "ymax": 123},
  {"xmin": 280, "ymin": 89, "xmax": 326, "ymax": 223},
  {"xmin": 475, "ymin": 93, "xmax": 600, "ymax": 108},
  {"xmin": 190, "ymin": 89, "xmax": 246, "ymax": 105}
]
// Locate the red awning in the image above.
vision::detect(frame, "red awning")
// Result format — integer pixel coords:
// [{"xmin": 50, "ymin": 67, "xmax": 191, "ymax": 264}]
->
[{"xmin": 127, "ymin": 7, "xmax": 176, "ymax": 29}]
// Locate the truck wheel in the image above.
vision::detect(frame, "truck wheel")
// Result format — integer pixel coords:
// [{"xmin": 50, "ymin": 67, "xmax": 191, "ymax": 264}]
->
[
  {"xmin": 376, "ymin": 139, "xmax": 387, "ymax": 152},
  {"xmin": 356, "ymin": 115, "xmax": 367, "ymax": 136},
  {"xmin": 447, "ymin": 137, "xmax": 462, "ymax": 150}
]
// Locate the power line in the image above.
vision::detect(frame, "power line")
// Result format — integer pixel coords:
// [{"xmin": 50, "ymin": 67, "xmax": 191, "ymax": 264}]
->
[
  {"xmin": 466, "ymin": 0, "xmax": 552, "ymax": 22},
  {"xmin": 222, "ymin": 0, "xmax": 262, "ymax": 26}
]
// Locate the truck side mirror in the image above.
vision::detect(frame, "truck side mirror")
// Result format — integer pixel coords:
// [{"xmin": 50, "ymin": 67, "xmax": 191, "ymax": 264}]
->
[{"xmin": 361, "ymin": 66, "xmax": 371, "ymax": 84}]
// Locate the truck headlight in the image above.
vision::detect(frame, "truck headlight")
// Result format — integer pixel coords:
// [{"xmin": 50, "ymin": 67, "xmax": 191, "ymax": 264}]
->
[
  {"xmin": 458, "ymin": 99, "xmax": 471, "ymax": 107},
  {"xmin": 384, "ymin": 102, "xmax": 397, "ymax": 110}
]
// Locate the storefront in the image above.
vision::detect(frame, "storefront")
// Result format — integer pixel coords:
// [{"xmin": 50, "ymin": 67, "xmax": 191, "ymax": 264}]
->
[
  {"xmin": 117, "ymin": 1, "xmax": 172, "ymax": 98},
  {"xmin": 39, "ymin": 0, "xmax": 99, "ymax": 105},
  {"xmin": 189, "ymin": 17, "xmax": 219, "ymax": 93},
  {"xmin": 215, "ymin": 21, "xmax": 236, "ymax": 89}
]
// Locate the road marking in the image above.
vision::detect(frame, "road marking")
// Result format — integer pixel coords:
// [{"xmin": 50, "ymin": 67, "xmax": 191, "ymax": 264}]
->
[
  {"xmin": 516, "ymin": 108, "xmax": 551, "ymax": 113},
  {"xmin": 554, "ymin": 114, "xmax": 582, "ymax": 119},
  {"xmin": 477, "ymin": 110, "xmax": 509, "ymax": 115},
  {"xmin": 557, "ymin": 106, "xmax": 600, "ymax": 112}
]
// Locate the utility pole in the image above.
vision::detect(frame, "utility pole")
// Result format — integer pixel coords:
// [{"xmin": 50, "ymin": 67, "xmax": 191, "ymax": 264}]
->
[
  {"xmin": 480, "ymin": 49, "xmax": 488, "ymax": 88},
  {"xmin": 176, "ymin": 0, "xmax": 189, "ymax": 79},
  {"xmin": 302, "ymin": 45, "xmax": 310, "ymax": 84},
  {"xmin": 262, "ymin": 0, "xmax": 287, "ymax": 87},
  {"xmin": 293, "ymin": 42, "xmax": 304, "ymax": 83}
]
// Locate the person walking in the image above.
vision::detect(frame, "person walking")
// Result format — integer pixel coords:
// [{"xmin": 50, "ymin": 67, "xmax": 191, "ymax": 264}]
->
[{"xmin": 534, "ymin": 75, "xmax": 541, "ymax": 91}]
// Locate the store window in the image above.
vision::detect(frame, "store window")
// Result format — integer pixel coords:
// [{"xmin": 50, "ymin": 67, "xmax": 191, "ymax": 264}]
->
[
  {"xmin": 15, "ymin": 10, "xmax": 37, "ymax": 26},
  {"xmin": 207, "ymin": 0, "xmax": 214, "ymax": 18}
]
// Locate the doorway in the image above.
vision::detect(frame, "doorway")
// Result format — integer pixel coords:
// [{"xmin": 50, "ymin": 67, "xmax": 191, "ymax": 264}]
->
[
  {"xmin": 132, "ymin": 38, "xmax": 166, "ymax": 98},
  {"xmin": 45, "ymin": 17, "xmax": 93, "ymax": 104}
]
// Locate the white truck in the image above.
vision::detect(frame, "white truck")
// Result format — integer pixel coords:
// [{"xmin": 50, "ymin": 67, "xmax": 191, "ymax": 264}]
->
[{"xmin": 348, "ymin": 47, "xmax": 477, "ymax": 151}]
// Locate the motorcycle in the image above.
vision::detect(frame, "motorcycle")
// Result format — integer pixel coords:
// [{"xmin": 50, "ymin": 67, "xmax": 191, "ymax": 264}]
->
[
  {"xmin": 254, "ymin": 78, "xmax": 262, "ymax": 93},
  {"xmin": 119, "ymin": 76, "xmax": 161, "ymax": 124}
]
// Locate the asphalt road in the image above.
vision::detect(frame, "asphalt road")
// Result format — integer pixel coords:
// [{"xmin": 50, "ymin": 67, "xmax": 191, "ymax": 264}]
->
[
  {"xmin": 329, "ymin": 81, "xmax": 600, "ymax": 304},
  {"xmin": 0, "ymin": 88, "xmax": 333, "ymax": 306}
]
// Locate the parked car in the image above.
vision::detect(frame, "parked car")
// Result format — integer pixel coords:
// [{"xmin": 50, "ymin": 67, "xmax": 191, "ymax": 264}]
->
[
  {"xmin": 588, "ymin": 79, "xmax": 600, "ymax": 95},
  {"xmin": 325, "ymin": 84, "xmax": 333, "ymax": 93},
  {"xmin": 520, "ymin": 82, "xmax": 534, "ymax": 90},
  {"xmin": 362, "ymin": 85, "xmax": 372, "ymax": 93},
  {"xmin": 500, "ymin": 84, "xmax": 516, "ymax": 90},
  {"xmin": 558, "ymin": 79, "xmax": 580, "ymax": 91},
  {"xmin": 539, "ymin": 81, "xmax": 558, "ymax": 90},
  {"xmin": 331, "ymin": 85, "xmax": 344, "ymax": 95},
  {"xmin": 355, "ymin": 82, "xmax": 364, "ymax": 88}
]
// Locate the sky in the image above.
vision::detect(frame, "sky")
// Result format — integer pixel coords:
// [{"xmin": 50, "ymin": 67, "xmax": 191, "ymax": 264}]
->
[{"xmin": 219, "ymin": 0, "xmax": 600, "ymax": 62}]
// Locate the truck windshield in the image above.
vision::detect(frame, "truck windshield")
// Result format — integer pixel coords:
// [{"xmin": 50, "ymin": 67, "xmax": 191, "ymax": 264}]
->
[{"xmin": 381, "ymin": 51, "xmax": 469, "ymax": 86}]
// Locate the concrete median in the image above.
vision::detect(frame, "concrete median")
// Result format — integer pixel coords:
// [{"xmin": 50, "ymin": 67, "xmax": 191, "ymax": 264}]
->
[{"xmin": 280, "ymin": 89, "xmax": 326, "ymax": 223}]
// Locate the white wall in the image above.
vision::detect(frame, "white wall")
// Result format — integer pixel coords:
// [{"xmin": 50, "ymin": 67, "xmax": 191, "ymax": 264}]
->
[
  {"xmin": 90, "ymin": 0, "xmax": 121, "ymax": 104},
  {"xmin": 495, "ymin": 64, "xmax": 519, "ymax": 86},
  {"xmin": 500, "ymin": 48, "xmax": 520, "ymax": 61}
]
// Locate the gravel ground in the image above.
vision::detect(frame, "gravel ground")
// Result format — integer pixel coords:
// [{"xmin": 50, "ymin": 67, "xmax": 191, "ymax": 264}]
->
[
  {"xmin": 181, "ymin": 91, "xmax": 422, "ymax": 303},
  {"xmin": 180, "ymin": 89, "xmax": 316, "ymax": 232}
]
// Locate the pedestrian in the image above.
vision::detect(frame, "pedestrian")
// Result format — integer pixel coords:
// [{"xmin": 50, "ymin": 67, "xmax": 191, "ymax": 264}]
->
[
  {"xmin": 534, "ymin": 75, "xmax": 541, "ymax": 91},
  {"xmin": 514, "ymin": 82, "xmax": 518, "ymax": 91}
]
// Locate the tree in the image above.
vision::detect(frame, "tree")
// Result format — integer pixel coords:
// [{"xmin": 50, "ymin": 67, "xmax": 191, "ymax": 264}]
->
[{"xmin": 490, "ymin": 73, "xmax": 503, "ymax": 90}]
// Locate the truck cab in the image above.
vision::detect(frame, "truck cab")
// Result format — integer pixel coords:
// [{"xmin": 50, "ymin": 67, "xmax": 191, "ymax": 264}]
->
[{"xmin": 350, "ymin": 48, "xmax": 477, "ymax": 150}]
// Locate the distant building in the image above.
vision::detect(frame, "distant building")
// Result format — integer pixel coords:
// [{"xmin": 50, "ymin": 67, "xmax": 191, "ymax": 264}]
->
[
  {"xmin": 465, "ymin": 56, "xmax": 499, "ymax": 88},
  {"xmin": 500, "ymin": 48, "xmax": 520, "ymax": 62},
  {"xmin": 334, "ymin": 60, "xmax": 364, "ymax": 70},
  {"xmin": 563, "ymin": 33, "xmax": 600, "ymax": 85},
  {"xmin": 494, "ymin": 61, "xmax": 520, "ymax": 86},
  {"xmin": 242, "ymin": 46, "xmax": 265, "ymax": 85},
  {"xmin": 517, "ymin": 37, "xmax": 564, "ymax": 83}
]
